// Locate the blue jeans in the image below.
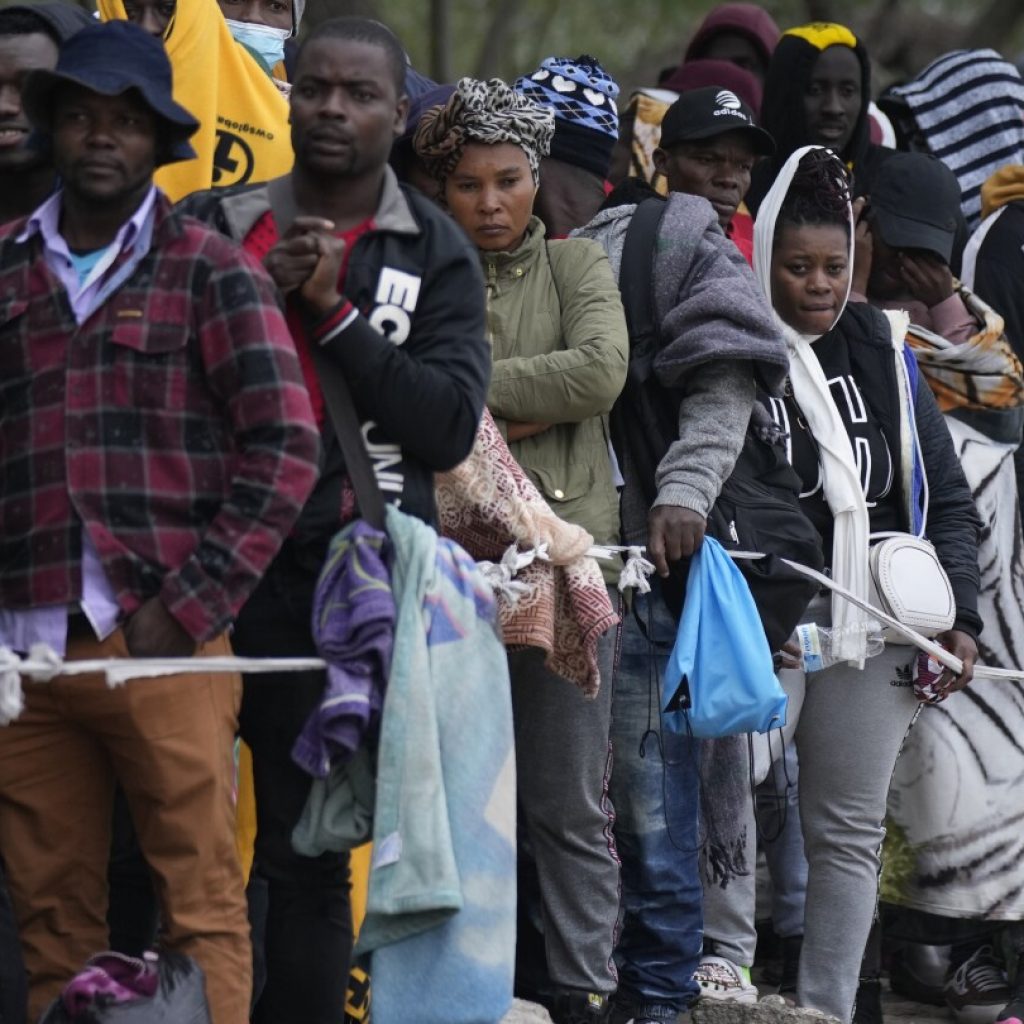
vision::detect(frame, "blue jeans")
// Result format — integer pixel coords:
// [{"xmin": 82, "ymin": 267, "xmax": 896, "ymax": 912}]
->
[{"xmin": 610, "ymin": 586, "xmax": 702, "ymax": 1018}]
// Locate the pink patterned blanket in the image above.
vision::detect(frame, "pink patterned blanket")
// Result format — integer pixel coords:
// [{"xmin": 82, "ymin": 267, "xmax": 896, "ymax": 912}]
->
[{"xmin": 435, "ymin": 411, "xmax": 618, "ymax": 696}]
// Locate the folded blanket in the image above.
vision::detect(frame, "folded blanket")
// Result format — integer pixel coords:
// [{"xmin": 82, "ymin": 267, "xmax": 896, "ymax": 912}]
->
[{"xmin": 436, "ymin": 410, "xmax": 617, "ymax": 696}]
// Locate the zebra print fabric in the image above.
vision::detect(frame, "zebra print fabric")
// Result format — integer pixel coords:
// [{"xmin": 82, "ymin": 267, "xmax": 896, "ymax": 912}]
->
[
  {"xmin": 888, "ymin": 418, "xmax": 1024, "ymax": 918},
  {"xmin": 885, "ymin": 49, "xmax": 1024, "ymax": 231}
]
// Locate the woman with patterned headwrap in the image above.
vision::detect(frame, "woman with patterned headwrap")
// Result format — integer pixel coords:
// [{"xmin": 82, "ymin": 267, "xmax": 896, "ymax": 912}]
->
[{"xmin": 415, "ymin": 78, "xmax": 629, "ymax": 1024}]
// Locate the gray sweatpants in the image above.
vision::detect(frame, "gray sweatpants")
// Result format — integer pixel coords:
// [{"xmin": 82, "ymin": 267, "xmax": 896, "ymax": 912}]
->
[
  {"xmin": 795, "ymin": 596, "xmax": 919, "ymax": 1023},
  {"xmin": 509, "ymin": 586, "xmax": 621, "ymax": 996}
]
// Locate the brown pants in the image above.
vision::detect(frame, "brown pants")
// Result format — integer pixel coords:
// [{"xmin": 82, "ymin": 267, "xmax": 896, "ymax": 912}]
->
[{"xmin": 0, "ymin": 628, "xmax": 252, "ymax": 1024}]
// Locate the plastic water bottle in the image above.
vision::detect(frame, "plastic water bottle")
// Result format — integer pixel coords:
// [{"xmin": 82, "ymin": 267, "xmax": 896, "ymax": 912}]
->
[{"xmin": 794, "ymin": 622, "xmax": 885, "ymax": 672}]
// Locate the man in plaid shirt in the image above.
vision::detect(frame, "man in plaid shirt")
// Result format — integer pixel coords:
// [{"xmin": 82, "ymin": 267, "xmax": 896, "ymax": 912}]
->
[{"xmin": 0, "ymin": 22, "xmax": 319, "ymax": 1024}]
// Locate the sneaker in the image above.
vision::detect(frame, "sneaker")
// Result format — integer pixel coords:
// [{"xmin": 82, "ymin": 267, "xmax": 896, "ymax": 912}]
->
[
  {"xmin": 945, "ymin": 946, "xmax": 1012, "ymax": 1024},
  {"xmin": 693, "ymin": 955, "xmax": 759, "ymax": 1003},
  {"xmin": 550, "ymin": 991, "xmax": 611, "ymax": 1024}
]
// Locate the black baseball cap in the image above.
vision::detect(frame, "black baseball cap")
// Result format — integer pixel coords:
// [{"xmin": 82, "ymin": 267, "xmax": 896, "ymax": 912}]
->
[
  {"xmin": 659, "ymin": 85, "xmax": 775, "ymax": 155},
  {"xmin": 867, "ymin": 152, "xmax": 961, "ymax": 264}
]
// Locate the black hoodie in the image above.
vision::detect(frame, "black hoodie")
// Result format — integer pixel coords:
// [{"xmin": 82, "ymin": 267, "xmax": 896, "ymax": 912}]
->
[
  {"xmin": 2, "ymin": 2, "xmax": 95, "ymax": 42},
  {"xmin": 747, "ymin": 26, "xmax": 878, "ymax": 214}
]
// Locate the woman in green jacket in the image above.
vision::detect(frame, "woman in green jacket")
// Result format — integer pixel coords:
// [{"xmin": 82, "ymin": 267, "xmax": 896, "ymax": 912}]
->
[{"xmin": 416, "ymin": 78, "xmax": 629, "ymax": 1024}]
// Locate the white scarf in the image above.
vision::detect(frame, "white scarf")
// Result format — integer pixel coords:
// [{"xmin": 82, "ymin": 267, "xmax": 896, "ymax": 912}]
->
[{"xmin": 752, "ymin": 146, "xmax": 870, "ymax": 664}]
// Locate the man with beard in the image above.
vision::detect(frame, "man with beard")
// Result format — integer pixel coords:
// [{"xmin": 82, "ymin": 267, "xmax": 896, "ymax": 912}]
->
[
  {"xmin": 179, "ymin": 16, "xmax": 490, "ymax": 1023},
  {"xmin": 0, "ymin": 20, "xmax": 321, "ymax": 1023}
]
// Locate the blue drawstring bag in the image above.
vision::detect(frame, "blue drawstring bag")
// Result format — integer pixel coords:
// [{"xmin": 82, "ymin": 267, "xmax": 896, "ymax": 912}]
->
[{"xmin": 662, "ymin": 537, "xmax": 787, "ymax": 738}]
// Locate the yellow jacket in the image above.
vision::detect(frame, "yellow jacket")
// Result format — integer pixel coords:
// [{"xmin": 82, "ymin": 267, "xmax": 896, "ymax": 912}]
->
[{"xmin": 99, "ymin": 0, "xmax": 293, "ymax": 201}]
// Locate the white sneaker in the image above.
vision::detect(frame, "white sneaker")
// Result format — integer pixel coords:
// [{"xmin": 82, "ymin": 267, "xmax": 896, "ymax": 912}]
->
[{"xmin": 694, "ymin": 954, "xmax": 759, "ymax": 1003}]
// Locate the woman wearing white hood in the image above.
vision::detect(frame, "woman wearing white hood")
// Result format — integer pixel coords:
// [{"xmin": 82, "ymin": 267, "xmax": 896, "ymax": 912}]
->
[{"xmin": 751, "ymin": 146, "xmax": 982, "ymax": 1022}]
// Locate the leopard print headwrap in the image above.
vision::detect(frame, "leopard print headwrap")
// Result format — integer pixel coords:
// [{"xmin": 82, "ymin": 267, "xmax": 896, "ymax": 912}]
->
[{"xmin": 413, "ymin": 76, "xmax": 555, "ymax": 186}]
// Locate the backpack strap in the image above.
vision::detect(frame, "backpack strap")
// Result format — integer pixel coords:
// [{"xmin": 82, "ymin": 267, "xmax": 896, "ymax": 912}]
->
[{"xmin": 618, "ymin": 198, "xmax": 667, "ymax": 381}]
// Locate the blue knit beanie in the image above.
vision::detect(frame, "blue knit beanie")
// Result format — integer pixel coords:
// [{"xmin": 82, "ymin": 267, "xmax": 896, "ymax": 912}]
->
[{"xmin": 514, "ymin": 54, "xmax": 620, "ymax": 178}]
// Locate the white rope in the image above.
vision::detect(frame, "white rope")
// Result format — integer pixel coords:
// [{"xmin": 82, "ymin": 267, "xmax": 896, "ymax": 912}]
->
[
  {"xmin": 0, "ymin": 646, "xmax": 24, "ymax": 726},
  {"xmin": 742, "ymin": 553, "xmax": 1023, "ymax": 683},
  {"xmin": 2, "ymin": 548, "xmax": 1015, "ymax": 728},
  {"xmin": 618, "ymin": 547, "xmax": 657, "ymax": 595},
  {"xmin": 477, "ymin": 543, "xmax": 547, "ymax": 606}
]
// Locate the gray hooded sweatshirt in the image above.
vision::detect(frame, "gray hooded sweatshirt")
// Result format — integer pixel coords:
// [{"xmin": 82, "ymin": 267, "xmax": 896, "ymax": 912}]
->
[{"xmin": 573, "ymin": 192, "xmax": 788, "ymax": 542}]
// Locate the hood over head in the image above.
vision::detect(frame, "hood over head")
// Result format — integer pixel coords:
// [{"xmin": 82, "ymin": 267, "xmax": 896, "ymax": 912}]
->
[
  {"xmin": 753, "ymin": 144, "xmax": 854, "ymax": 340},
  {"xmin": 683, "ymin": 3, "xmax": 780, "ymax": 69},
  {"xmin": 660, "ymin": 57, "xmax": 762, "ymax": 113},
  {"xmin": 0, "ymin": 2, "xmax": 95, "ymax": 42},
  {"xmin": 880, "ymin": 49, "xmax": 1024, "ymax": 231},
  {"xmin": 761, "ymin": 24, "xmax": 871, "ymax": 167}
]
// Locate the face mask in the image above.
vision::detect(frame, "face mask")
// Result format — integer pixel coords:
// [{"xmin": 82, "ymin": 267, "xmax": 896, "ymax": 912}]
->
[{"xmin": 227, "ymin": 19, "xmax": 289, "ymax": 73}]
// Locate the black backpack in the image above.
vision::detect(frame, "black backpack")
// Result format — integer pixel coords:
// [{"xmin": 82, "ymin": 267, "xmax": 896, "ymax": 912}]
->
[{"xmin": 613, "ymin": 198, "xmax": 824, "ymax": 652}]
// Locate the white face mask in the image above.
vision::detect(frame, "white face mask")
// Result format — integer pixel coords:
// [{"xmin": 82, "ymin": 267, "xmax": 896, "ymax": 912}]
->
[{"xmin": 227, "ymin": 18, "xmax": 289, "ymax": 72}]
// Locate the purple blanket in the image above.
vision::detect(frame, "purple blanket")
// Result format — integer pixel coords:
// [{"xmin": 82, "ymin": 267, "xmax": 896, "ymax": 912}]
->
[{"xmin": 291, "ymin": 521, "xmax": 395, "ymax": 779}]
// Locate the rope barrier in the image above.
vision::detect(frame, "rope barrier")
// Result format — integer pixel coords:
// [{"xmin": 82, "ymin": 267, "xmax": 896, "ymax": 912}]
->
[{"xmin": 0, "ymin": 543, "xmax": 1019, "ymax": 727}]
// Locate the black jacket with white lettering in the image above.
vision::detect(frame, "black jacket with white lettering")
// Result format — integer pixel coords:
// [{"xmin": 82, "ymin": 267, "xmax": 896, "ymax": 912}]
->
[{"xmin": 179, "ymin": 170, "xmax": 490, "ymax": 552}]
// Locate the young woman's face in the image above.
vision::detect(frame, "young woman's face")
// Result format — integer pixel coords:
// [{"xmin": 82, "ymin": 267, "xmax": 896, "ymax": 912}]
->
[
  {"xmin": 444, "ymin": 142, "xmax": 536, "ymax": 252},
  {"xmin": 771, "ymin": 222, "xmax": 850, "ymax": 335}
]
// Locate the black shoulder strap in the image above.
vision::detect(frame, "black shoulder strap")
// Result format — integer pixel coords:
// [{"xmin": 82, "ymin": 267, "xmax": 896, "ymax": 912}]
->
[
  {"xmin": 308, "ymin": 345, "xmax": 388, "ymax": 532},
  {"xmin": 619, "ymin": 197, "xmax": 667, "ymax": 347},
  {"xmin": 265, "ymin": 176, "xmax": 388, "ymax": 532}
]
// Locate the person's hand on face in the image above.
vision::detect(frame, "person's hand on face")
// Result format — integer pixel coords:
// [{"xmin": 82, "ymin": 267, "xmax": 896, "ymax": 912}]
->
[
  {"xmin": 263, "ymin": 216, "xmax": 335, "ymax": 295},
  {"xmin": 851, "ymin": 196, "xmax": 873, "ymax": 296},
  {"xmin": 647, "ymin": 505, "xmax": 706, "ymax": 577},
  {"xmin": 898, "ymin": 250, "xmax": 954, "ymax": 309}
]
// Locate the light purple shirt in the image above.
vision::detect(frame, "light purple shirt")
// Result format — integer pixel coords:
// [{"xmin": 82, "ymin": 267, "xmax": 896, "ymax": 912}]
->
[{"xmin": 0, "ymin": 187, "xmax": 159, "ymax": 655}]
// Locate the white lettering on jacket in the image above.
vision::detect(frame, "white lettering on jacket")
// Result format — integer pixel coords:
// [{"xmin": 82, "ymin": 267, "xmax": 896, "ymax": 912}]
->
[
  {"xmin": 360, "ymin": 267, "xmax": 423, "ymax": 501},
  {"xmin": 367, "ymin": 267, "xmax": 421, "ymax": 346}
]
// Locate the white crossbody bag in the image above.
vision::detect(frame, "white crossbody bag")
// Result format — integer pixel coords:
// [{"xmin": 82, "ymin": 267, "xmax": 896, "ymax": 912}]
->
[
  {"xmin": 864, "ymin": 310, "xmax": 956, "ymax": 643},
  {"xmin": 867, "ymin": 532, "xmax": 955, "ymax": 642}
]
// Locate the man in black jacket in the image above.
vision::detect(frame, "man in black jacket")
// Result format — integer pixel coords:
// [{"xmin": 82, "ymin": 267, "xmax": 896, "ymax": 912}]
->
[{"xmin": 179, "ymin": 16, "xmax": 490, "ymax": 1024}]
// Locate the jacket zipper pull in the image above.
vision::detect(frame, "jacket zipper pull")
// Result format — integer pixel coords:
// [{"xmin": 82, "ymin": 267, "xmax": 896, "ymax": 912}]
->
[{"xmin": 729, "ymin": 520, "xmax": 739, "ymax": 544}]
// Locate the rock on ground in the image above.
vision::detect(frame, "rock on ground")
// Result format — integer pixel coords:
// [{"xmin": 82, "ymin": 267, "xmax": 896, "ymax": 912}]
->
[{"xmin": 693, "ymin": 995, "xmax": 842, "ymax": 1024}]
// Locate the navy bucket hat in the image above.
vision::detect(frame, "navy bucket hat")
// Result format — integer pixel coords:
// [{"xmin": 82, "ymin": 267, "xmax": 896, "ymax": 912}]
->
[{"xmin": 22, "ymin": 20, "xmax": 199, "ymax": 166}]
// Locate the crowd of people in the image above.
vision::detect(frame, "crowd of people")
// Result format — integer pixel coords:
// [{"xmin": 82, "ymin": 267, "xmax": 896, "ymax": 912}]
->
[{"xmin": 0, "ymin": 2, "xmax": 1022, "ymax": 1024}]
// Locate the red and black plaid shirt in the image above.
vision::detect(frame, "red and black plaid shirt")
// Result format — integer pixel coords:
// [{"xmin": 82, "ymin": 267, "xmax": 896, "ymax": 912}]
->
[{"xmin": 0, "ymin": 194, "xmax": 321, "ymax": 642}]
